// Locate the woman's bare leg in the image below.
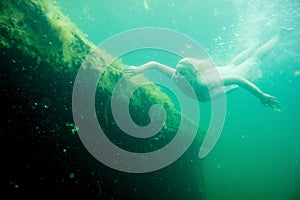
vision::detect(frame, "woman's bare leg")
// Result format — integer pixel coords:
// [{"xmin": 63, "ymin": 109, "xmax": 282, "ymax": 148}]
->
[
  {"xmin": 251, "ymin": 27, "xmax": 294, "ymax": 60},
  {"xmin": 251, "ymin": 35, "xmax": 279, "ymax": 60},
  {"xmin": 230, "ymin": 46, "xmax": 256, "ymax": 66},
  {"xmin": 230, "ymin": 28, "xmax": 294, "ymax": 81}
]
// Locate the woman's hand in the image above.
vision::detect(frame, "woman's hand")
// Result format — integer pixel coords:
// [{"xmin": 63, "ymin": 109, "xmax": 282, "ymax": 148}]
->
[
  {"xmin": 260, "ymin": 93, "xmax": 281, "ymax": 111},
  {"xmin": 123, "ymin": 66, "xmax": 142, "ymax": 75}
]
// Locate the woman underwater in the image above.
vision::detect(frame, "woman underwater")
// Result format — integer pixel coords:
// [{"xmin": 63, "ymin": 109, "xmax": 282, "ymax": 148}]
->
[{"xmin": 124, "ymin": 28, "xmax": 293, "ymax": 110}]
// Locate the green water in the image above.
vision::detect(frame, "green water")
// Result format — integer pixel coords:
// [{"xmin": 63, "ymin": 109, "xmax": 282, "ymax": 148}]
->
[{"xmin": 57, "ymin": 0, "xmax": 300, "ymax": 199}]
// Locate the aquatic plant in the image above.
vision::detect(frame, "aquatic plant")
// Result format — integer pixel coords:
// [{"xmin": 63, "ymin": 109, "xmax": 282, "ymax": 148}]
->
[
  {"xmin": 1, "ymin": 0, "xmax": 205, "ymax": 164},
  {"xmin": 1, "ymin": 0, "xmax": 205, "ymax": 198},
  {"xmin": 0, "ymin": 0, "xmax": 92, "ymax": 69}
]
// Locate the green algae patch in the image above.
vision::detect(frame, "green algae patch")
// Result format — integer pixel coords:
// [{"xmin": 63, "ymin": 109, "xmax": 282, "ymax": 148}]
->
[
  {"xmin": 0, "ymin": 0, "xmax": 93, "ymax": 69},
  {"xmin": 0, "ymin": 0, "xmax": 203, "ymax": 150},
  {"xmin": 1, "ymin": 1, "xmax": 205, "ymax": 198}
]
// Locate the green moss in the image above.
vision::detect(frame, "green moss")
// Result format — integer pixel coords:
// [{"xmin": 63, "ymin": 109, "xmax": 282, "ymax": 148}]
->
[
  {"xmin": 40, "ymin": 0, "xmax": 92, "ymax": 67},
  {"xmin": 1, "ymin": 1, "xmax": 205, "ymax": 197},
  {"xmin": 0, "ymin": 0, "xmax": 92, "ymax": 69},
  {"xmin": 0, "ymin": 0, "xmax": 202, "ymax": 140}
]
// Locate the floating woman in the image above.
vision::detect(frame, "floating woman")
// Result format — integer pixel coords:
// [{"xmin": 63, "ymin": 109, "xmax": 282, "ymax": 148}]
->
[{"xmin": 124, "ymin": 28, "xmax": 293, "ymax": 111}]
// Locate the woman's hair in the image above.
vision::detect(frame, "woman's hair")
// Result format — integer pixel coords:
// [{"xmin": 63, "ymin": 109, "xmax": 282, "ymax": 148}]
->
[{"xmin": 176, "ymin": 57, "xmax": 215, "ymax": 77}]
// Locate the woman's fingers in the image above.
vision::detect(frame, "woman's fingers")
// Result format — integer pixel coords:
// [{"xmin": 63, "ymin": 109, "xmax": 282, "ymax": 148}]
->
[
  {"xmin": 123, "ymin": 66, "xmax": 135, "ymax": 74},
  {"xmin": 123, "ymin": 66, "xmax": 131, "ymax": 71},
  {"xmin": 271, "ymin": 97, "xmax": 280, "ymax": 105},
  {"xmin": 269, "ymin": 96, "xmax": 280, "ymax": 109},
  {"xmin": 262, "ymin": 94, "xmax": 280, "ymax": 110}
]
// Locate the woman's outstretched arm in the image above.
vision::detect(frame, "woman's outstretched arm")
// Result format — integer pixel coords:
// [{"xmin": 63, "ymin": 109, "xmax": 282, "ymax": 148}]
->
[
  {"xmin": 123, "ymin": 61, "xmax": 175, "ymax": 78},
  {"xmin": 222, "ymin": 75, "xmax": 280, "ymax": 110}
]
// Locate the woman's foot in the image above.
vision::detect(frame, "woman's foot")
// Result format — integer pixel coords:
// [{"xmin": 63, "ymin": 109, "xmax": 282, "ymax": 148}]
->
[{"xmin": 279, "ymin": 27, "xmax": 294, "ymax": 37}]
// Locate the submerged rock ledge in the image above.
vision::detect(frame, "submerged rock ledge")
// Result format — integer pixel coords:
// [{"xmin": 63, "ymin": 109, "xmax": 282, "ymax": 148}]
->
[{"xmin": 1, "ymin": 0, "xmax": 205, "ymax": 199}]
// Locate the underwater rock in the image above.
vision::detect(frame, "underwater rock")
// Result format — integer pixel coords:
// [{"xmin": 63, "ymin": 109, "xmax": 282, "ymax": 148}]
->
[{"xmin": 1, "ymin": 0, "xmax": 205, "ymax": 199}]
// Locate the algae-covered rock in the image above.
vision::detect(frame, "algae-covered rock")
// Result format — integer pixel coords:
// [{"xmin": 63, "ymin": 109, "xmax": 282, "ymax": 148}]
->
[
  {"xmin": 1, "ymin": 0, "xmax": 205, "ymax": 199},
  {"xmin": 0, "ymin": 0, "xmax": 93, "ymax": 68}
]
